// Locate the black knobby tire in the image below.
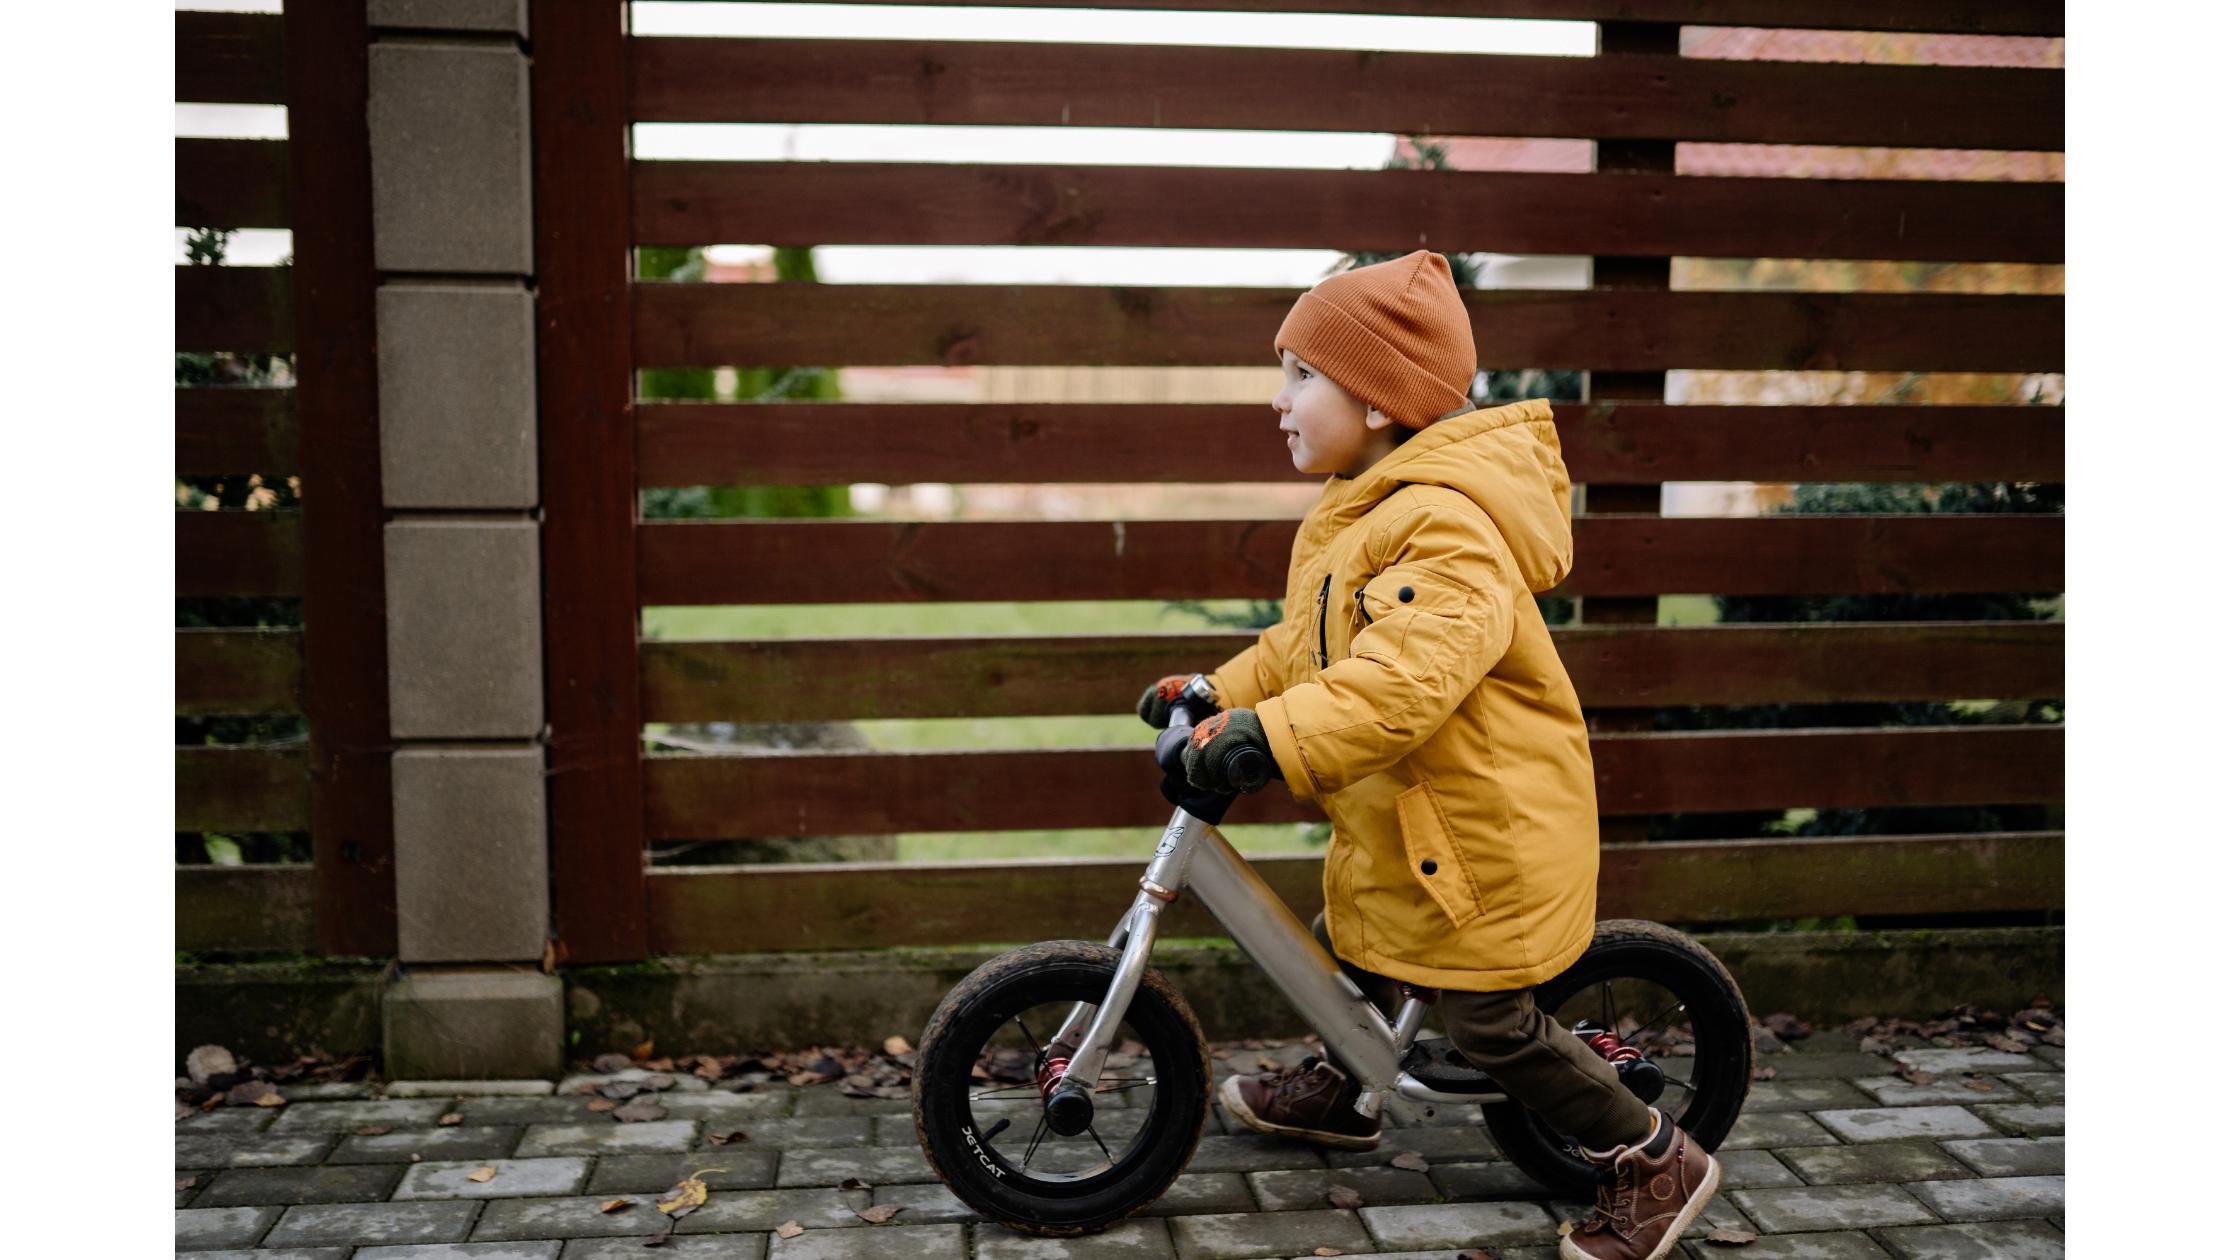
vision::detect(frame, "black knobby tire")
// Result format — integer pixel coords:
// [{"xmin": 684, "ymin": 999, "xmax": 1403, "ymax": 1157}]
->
[
  {"xmin": 1479, "ymin": 919, "xmax": 1754, "ymax": 1197},
  {"xmin": 912, "ymin": 940, "xmax": 1211, "ymax": 1236}
]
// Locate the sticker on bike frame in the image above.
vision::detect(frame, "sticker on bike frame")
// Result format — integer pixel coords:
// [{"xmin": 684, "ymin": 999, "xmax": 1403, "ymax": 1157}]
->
[{"xmin": 1155, "ymin": 816, "xmax": 1187, "ymax": 856}]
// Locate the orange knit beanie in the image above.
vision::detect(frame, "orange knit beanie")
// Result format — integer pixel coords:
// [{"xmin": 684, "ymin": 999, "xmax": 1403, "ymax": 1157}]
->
[{"xmin": 1273, "ymin": 249, "xmax": 1478, "ymax": 429}]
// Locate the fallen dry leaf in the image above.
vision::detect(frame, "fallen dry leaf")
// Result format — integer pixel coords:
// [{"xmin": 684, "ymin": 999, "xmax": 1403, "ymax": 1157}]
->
[
  {"xmin": 836, "ymin": 1176, "xmax": 870, "ymax": 1191},
  {"xmin": 594, "ymin": 1053, "xmax": 634, "ymax": 1074},
  {"xmin": 1324, "ymin": 1185, "xmax": 1364, "ymax": 1209},
  {"xmin": 884, "ymin": 1035, "xmax": 913, "ymax": 1056},
  {"xmin": 1556, "ymin": 1218, "xmax": 1574, "ymax": 1236},
  {"xmin": 252, "ymin": 1090, "xmax": 287, "ymax": 1108},
  {"xmin": 1901, "ymin": 1069, "xmax": 1936, "ymax": 1085},
  {"xmin": 600, "ymin": 1198, "xmax": 632, "ymax": 1214},
  {"xmin": 353, "ymin": 1125, "xmax": 392, "ymax": 1136},
  {"xmin": 1703, "ymin": 1226, "xmax": 1758, "ymax": 1245},
  {"xmin": 1388, "ymin": 1151, "xmax": 1429, "ymax": 1172},
  {"xmin": 176, "ymin": 1176, "xmax": 197, "ymax": 1192},
  {"xmin": 1750, "ymin": 1066, "xmax": 1777, "ymax": 1082},
  {"xmin": 657, "ymin": 1168, "xmax": 722, "ymax": 1218},
  {"xmin": 186, "ymin": 1044, "xmax": 239, "ymax": 1086},
  {"xmin": 631, "ymin": 1038, "xmax": 656, "ymax": 1060},
  {"xmin": 708, "ymin": 1130, "xmax": 750, "ymax": 1145},
  {"xmin": 437, "ymin": 1112, "xmax": 464, "ymax": 1127},
  {"xmin": 1313, "ymin": 1249, "xmax": 1343, "ymax": 1258},
  {"xmin": 465, "ymin": 1165, "xmax": 499, "ymax": 1184},
  {"xmin": 1964, "ymin": 1078, "xmax": 2001, "ymax": 1092},
  {"xmin": 775, "ymin": 1220, "xmax": 805, "ymax": 1238},
  {"xmin": 1460, "ymin": 1251, "xmax": 1497, "ymax": 1260},
  {"xmin": 587, "ymin": 1098, "xmax": 618, "ymax": 1114},
  {"xmin": 612, "ymin": 1097, "xmax": 671, "ymax": 1124},
  {"xmin": 645, "ymin": 1073, "xmax": 678, "ymax": 1092},
  {"xmin": 855, "ymin": 1204, "xmax": 906, "ymax": 1224}
]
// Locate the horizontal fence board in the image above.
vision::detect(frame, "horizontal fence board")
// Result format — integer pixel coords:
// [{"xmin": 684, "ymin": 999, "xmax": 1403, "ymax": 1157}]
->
[
  {"xmin": 635, "ymin": 161, "xmax": 2063, "ymax": 263},
  {"xmin": 178, "ymin": 387, "xmax": 299, "ymax": 474},
  {"xmin": 634, "ymin": 284, "xmax": 2062, "ymax": 374},
  {"xmin": 177, "ymin": 511, "xmax": 303, "ymax": 598},
  {"xmin": 646, "ymin": 830, "xmax": 2063, "ymax": 951},
  {"xmin": 637, "ymin": 515, "xmax": 2062, "ymax": 604},
  {"xmin": 637, "ymin": 402, "xmax": 2063, "ymax": 488},
  {"xmin": 631, "ymin": 39, "xmax": 2060, "ymax": 152},
  {"xmin": 177, "ymin": 865, "xmax": 318, "ymax": 953},
  {"xmin": 641, "ymin": 621, "xmax": 2063, "ymax": 722},
  {"xmin": 643, "ymin": 724, "xmax": 2061, "ymax": 836},
  {"xmin": 178, "ymin": 629, "xmax": 305, "ymax": 716},
  {"xmin": 644, "ymin": 2, "xmax": 2060, "ymax": 38},
  {"xmin": 177, "ymin": 746, "xmax": 312, "ymax": 832},
  {"xmin": 177, "ymin": 10, "xmax": 286, "ymax": 105},
  {"xmin": 178, "ymin": 266, "xmax": 295, "ymax": 354},
  {"xmin": 178, "ymin": 138, "xmax": 291, "ymax": 229}
]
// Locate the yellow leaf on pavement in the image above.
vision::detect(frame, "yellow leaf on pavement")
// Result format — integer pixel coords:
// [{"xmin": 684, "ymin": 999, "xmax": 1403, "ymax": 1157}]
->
[
  {"xmin": 656, "ymin": 1168, "xmax": 725, "ymax": 1217},
  {"xmin": 467, "ymin": 1167, "xmax": 497, "ymax": 1184}
]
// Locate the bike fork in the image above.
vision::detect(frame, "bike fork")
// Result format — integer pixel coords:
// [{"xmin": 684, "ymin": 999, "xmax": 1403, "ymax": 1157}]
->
[{"xmin": 1037, "ymin": 893, "xmax": 1166, "ymax": 1132}]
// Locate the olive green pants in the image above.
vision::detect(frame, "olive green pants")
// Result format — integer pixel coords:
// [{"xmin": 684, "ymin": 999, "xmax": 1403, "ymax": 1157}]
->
[{"xmin": 1310, "ymin": 910, "xmax": 1655, "ymax": 1152}]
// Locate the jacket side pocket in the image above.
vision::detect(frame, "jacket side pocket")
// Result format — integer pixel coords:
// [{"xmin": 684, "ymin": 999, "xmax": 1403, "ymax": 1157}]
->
[{"xmin": 1394, "ymin": 781, "xmax": 1486, "ymax": 930}]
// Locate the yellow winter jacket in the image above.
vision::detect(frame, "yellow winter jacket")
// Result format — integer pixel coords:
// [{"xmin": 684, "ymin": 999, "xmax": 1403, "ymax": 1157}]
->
[{"xmin": 1210, "ymin": 398, "xmax": 1598, "ymax": 992}]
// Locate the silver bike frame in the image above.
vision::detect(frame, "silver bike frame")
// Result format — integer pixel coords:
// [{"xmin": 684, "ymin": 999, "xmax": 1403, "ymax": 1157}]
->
[{"xmin": 1051, "ymin": 679, "xmax": 1512, "ymax": 1112}]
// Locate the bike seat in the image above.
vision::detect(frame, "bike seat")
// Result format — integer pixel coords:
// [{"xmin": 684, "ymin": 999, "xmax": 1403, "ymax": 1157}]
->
[{"xmin": 1397, "ymin": 1037, "xmax": 1506, "ymax": 1096}]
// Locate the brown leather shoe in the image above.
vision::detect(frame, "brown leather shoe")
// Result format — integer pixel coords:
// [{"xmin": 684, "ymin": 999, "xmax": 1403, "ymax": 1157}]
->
[
  {"xmin": 1557, "ymin": 1108, "xmax": 1722, "ymax": 1260},
  {"xmin": 1217, "ymin": 1054, "xmax": 1382, "ymax": 1150}
]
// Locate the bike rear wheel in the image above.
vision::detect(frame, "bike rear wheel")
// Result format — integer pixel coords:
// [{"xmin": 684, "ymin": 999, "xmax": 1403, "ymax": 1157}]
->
[
  {"xmin": 1479, "ymin": 919, "xmax": 1754, "ymax": 1197},
  {"xmin": 913, "ymin": 940, "xmax": 1211, "ymax": 1236}
]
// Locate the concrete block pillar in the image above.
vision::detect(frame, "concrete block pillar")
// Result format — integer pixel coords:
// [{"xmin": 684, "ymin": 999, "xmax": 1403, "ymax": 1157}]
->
[{"xmin": 367, "ymin": 0, "xmax": 558, "ymax": 1078}]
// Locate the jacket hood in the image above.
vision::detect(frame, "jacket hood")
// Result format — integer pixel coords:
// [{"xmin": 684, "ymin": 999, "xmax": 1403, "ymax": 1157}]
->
[{"xmin": 1314, "ymin": 397, "xmax": 1575, "ymax": 592}]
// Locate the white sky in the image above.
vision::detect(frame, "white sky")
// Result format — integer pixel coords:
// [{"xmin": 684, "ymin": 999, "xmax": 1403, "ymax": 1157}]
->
[{"xmin": 176, "ymin": 2, "xmax": 1594, "ymax": 285}]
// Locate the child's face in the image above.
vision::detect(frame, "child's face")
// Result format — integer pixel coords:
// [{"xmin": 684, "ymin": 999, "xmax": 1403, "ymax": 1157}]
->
[{"xmin": 1272, "ymin": 350, "xmax": 1402, "ymax": 478}]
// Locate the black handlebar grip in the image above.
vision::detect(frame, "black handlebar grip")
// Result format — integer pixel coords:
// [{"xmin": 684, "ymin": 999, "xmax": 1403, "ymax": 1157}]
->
[{"xmin": 1223, "ymin": 746, "xmax": 1272, "ymax": 794}]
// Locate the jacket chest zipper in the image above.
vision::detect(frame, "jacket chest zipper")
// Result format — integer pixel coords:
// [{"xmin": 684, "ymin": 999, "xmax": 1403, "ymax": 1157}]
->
[
  {"xmin": 1352, "ymin": 584, "xmax": 1368, "ymax": 633},
  {"xmin": 1314, "ymin": 573, "xmax": 1332, "ymax": 669}
]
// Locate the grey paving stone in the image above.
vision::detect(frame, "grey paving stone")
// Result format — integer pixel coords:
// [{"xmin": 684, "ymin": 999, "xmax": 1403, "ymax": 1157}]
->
[
  {"xmin": 1939, "ymin": 1135, "xmax": 2064, "ymax": 1177},
  {"xmin": 282, "ymin": 1082, "xmax": 378, "ymax": 1101},
  {"xmin": 658, "ymin": 1090, "xmax": 792, "ymax": 1119},
  {"xmin": 197, "ymin": 1163, "xmax": 406, "ymax": 1207},
  {"xmin": 1322, "ymin": 1124, "xmax": 1493, "ymax": 1166},
  {"xmin": 1971, "ymin": 1103, "xmax": 2063, "ymax": 1136},
  {"xmin": 1877, "ymin": 1218, "xmax": 2066, "ymax": 1259},
  {"xmin": 176, "ymin": 1204, "xmax": 280, "ymax": 1250},
  {"xmin": 1358, "ymin": 1200, "xmax": 1554, "ymax": 1250},
  {"xmin": 1774, "ymin": 1140, "xmax": 1972, "ymax": 1186},
  {"xmin": 174, "ymin": 1250, "xmax": 350, "ymax": 1260},
  {"xmin": 970, "ymin": 1216, "xmax": 1172, "ymax": 1259},
  {"xmin": 695, "ymin": 1117, "xmax": 870, "ymax": 1151},
  {"xmin": 1271, "ymin": 1253, "xmax": 1521, "ymax": 1260},
  {"xmin": 849, "ymin": 1180, "xmax": 980, "ymax": 1224},
  {"xmin": 1172, "ymin": 1207, "xmax": 1373, "ymax": 1260},
  {"xmin": 270, "ymin": 1100, "xmax": 455, "ymax": 1132},
  {"xmin": 1745, "ymin": 1053, "xmax": 1896, "ymax": 1080},
  {"xmin": 563, "ymin": 1238, "xmax": 767, "ymax": 1260},
  {"xmin": 457, "ymin": 1097, "xmax": 611, "ymax": 1125},
  {"xmin": 1429, "ymin": 1160, "xmax": 1548, "ymax": 1201},
  {"xmin": 774, "ymin": 1145, "xmax": 938, "ymax": 1188},
  {"xmin": 2030, "ymin": 1045, "xmax": 2064, "ymax": 1069},
  {"xmin": 1742, "ymin": 1079, "xmax": 1878, "ymax": 1111},
  {"xmin": 1686, "ymin": 1193, "xmax": 1761, "ymax": 1240},
  {"xmin": 1705, "ymin": 1148, "xmax": 1804, "ymax": 1189},
  {"xmin": 518, "ymin": 1120, "xmax": 699, "ymax": 1156},
  {"xmin": 1998, "ymin": 1072, "xmax": 2065, "ymax": 1102},
  {"xmin": 1382, "ymin": 1099, "xmax": 1484, "ymax": 1128},
  {"xmin": 1723, "ymin": 1111, "xmax": 1840, "ymax": 1149},
  {"xmin": 178, "ymin": 1108, "xmax": 280, "ymax": 1134},
  {"xmin": 176, "ymin": 1132, "xmax": 337, "ymax": 1168},
  {"xmin": 768, "ymin": 1223, "xmax": 966, "ymax": 1260},
  {"xmin": 394, "ymin": 1157, "xmax": 593, "ymax": 1199},
  {"xmin": 1730, "ymin": 1184, "xmax": 1940, "ymax": 1233},
  {"xmin": 1810, "ymin": 1106, "xmax": 1995, "ymax": 1143},
  {"xmin": 1182, "ymin": 1133, "xmax": 1328, "ymax": 1173},
  {"xmin": 357, "ymin": 1244, "xmax": 562, "ymax": 1260},
  {"xmin": 1246, "ymin": 1165, "xmax": 1438, "ymax": 1211},
  {"xmin": 470, "ymin": 1194, "xmax": 674, "ymax": 1241},
  {"xmin": 672, "ymin": 1186, "xmax": 873, "ymax": 1233},
  {"xmin": 388, "ymin": 1079, "xmax": 558, "ymax": 1098},
  {"xmin": 1680, "ymin": 1231, "xmax": 1890, "ymax": 1259},
  {"xmin": 179, "ymin": 1171, "xmax": 211, "ymax": 1207},
  {"xmin": 1846, "ymin": 1075, "xmax": 2022, "ymax": 1106},
  {"xmin": 584, "ymin": 1150, "xmax": 779, "ymax": 1194},
  {"xmin": 330, "ymin": 1125, "xmax": 524, "ymax": 1164},
  {"xmin": 556, "ymin": 1069, "xmax": 711, "ymax": 1095},
  {"xmin": 788, "ymin": 1088, "xmax": 915, "ymax": 1116},
  {"xmin": 1892, "ymin": 1048, "xmax": 2039, "ymax": 1074},
  {"xmin": 265, "ymin": 1201, "xmax": 482, "ymax": 1247},
  {"xmin": 1905, "ymin": 1174, "xmax": 2064, "ymax": 1222},
  {"xmin": 1138, "ymin": 1171, "xmax": 1256, "ymax": 1216}
]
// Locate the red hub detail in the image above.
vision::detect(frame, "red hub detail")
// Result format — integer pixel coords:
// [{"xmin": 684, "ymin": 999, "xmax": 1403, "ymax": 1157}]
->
[
  {"xmin": 1585, "ymin": 1030, "xmax": 1643, "ymax": 1065},
  {"xmin": 1037, "ymin": 1055, "xmax": 1072, "ymax": 1102}
]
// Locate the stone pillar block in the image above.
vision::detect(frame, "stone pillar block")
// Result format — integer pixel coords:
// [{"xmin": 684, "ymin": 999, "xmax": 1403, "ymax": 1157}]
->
[
  {"xmin": 377, "ymin": 284, "xmax": 538, "ymax": 509},
  {"xmin": 385, "ymin": 520, "xmax": 544, "ymax": 738},
  {"xmin": 393, "ymin": 748, "xmax": 548, "ymax": 962},
  {"xmin": 383, "ymin": 968, "xmax": 562, "ymax": 1080},
  {"xmin": 369, "ymin": 0, "xmax": 528, "ymax": 36},
  {"xmin": 369, "ymin": 42, "xmax": 533, "ymax": 274}
]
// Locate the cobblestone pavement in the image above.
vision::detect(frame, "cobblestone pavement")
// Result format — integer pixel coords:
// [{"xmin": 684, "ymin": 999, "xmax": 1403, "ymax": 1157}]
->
[{"xmin": 176, "ymin": 1036, "xmax": 2064, "ymax": 1259}]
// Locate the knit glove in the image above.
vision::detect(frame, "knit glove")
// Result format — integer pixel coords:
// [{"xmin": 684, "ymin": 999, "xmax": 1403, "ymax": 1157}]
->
[
  {"xmin": 1136, "ymin": 674, "xmax": 1200, "ymax": 728},
  {"xmin": 1181, "ymin": 708, "xmax": 1275, "ymax": 794}
]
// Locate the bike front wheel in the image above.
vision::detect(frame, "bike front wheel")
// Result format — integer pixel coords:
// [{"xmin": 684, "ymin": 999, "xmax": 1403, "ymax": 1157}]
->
[{"xmin": 912, "ymin": 939, "xmax": 1211, "ymax": 1236}]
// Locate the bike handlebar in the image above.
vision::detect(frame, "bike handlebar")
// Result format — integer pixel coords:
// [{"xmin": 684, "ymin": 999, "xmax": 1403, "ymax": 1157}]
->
[{"xmin": 1156, "ymin": 675, "xmax": 1272, "ymax": 794}]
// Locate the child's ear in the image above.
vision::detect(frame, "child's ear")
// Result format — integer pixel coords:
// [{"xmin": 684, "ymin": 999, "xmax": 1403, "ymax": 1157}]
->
[{"xmin": 1365, "ymin": 407, "xmax": 1395, "ymax": 432}]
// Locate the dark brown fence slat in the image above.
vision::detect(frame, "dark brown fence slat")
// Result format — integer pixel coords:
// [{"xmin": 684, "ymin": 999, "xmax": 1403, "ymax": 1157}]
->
[
  {"xmin": 534, "ymin": 0, "xmax": 649, "ymax": 964},
  {"xmin": 635, "ymin": 162, "xmax": 2062, "ymax": 263},
  {"xmin": 632, "ymin": 39, "xmax": 2061, "ymax": 151},
  {"xmin": 176, "ymin": 511, "xmax": 303, "ymax": 598},
  {"xmin": 178, "ymin": 139, "xmax": 291, "ymax": 229},
  {"xmin": 634, "ymin": 284, "xmax": 2062, "ymax": 374},
  {"xmin": 178, "ymin": 266, "xmax": 294, "ymax": 354},
  {"xmin": 640, "ymin": 622, "xmax": 2064, "ymax": 722},
  {"xmin": 177, "ymin": 746, "xmax": 312, "ymax": 832},
  {"xmin": 637, "ymin": 515, "xmax": 2062, "ymax": 605},
  {"xmin": 643, "ymin": 724, "xmax": 2061, "ymax": 837},
  {"xmin": 177, "ymin": 10, "xmax": 286, "ymax": 105},
  {"xmin": 646, "ymin": 830, "xmax": 2063, "ymax": 952},
  {"xmin": 642, "ymin": 2, "xmax": 2061, "ymax": 38},
  {"xmin": 178, "ymin": 629, "xmax": 304, "ymax": 716},
  {"xmin": 637, "ymin": 402, "xmax": 2063, "ymax": 488},
  {"xmin": 177, "ymin": 865, "xmax": 318, "ymax": 953},
  {"xmin": 177, "ymin": 388, "xmax": 299, "ymax": 475}
]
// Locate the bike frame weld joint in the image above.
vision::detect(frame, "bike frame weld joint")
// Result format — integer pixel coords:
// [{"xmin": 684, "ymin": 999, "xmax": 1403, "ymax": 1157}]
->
[{"xmin": 1138, "ymin": 879, "xmax": 1178, "ymax": 903}]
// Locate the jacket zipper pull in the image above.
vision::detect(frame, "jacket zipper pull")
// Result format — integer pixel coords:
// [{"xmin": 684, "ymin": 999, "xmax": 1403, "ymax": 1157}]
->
[
  {"xmin": 1315, "ymin": 573, "xmax": 1332, "ymax": 669},
  {"xmin": 1353, "ymin": 585, "xmax": 1368, "ymax": 628}
]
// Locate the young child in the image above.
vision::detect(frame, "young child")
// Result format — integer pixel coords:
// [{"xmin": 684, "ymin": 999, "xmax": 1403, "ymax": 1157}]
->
[{"xmin": 1136, "ymin": 250, "xmax": 1718, "ymax": 1260}]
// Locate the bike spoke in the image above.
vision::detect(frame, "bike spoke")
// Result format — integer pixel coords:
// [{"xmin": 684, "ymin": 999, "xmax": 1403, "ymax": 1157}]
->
[
  {"xmin": 1020, "ymin": 1114, "xmax": 1051, "ymax": 1170},
  {"xmin": 1600, "ymin": 981, "xmax": 1615, "ymax": 1033},
  {"xmin": 1014, "ymin": 1014, "xmax": 1048, "ymax": 1074},
  {"xmin": 1084, "ymin": 1121, "xmax": 1115, "ymax": 1165},
  {"xmin": 1622, "ymin": 1000, "xmax": 1688, "ymax": 1049}
]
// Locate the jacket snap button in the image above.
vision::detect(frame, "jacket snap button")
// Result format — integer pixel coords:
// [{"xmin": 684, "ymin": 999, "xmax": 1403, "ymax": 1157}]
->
[
  {"xmin": 1420, "ymin": 859, "xmax": 1437, "ymax": 875},
  {"xmin": 1398, "ymin": 585, "xmax": 1414, "ymax": 603}
]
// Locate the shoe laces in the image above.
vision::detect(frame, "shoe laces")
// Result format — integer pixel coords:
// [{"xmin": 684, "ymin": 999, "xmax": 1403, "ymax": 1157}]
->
[{"xmin": 1267, "ymin": 1053, "xmax": 1328, "ymax": 1099}]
